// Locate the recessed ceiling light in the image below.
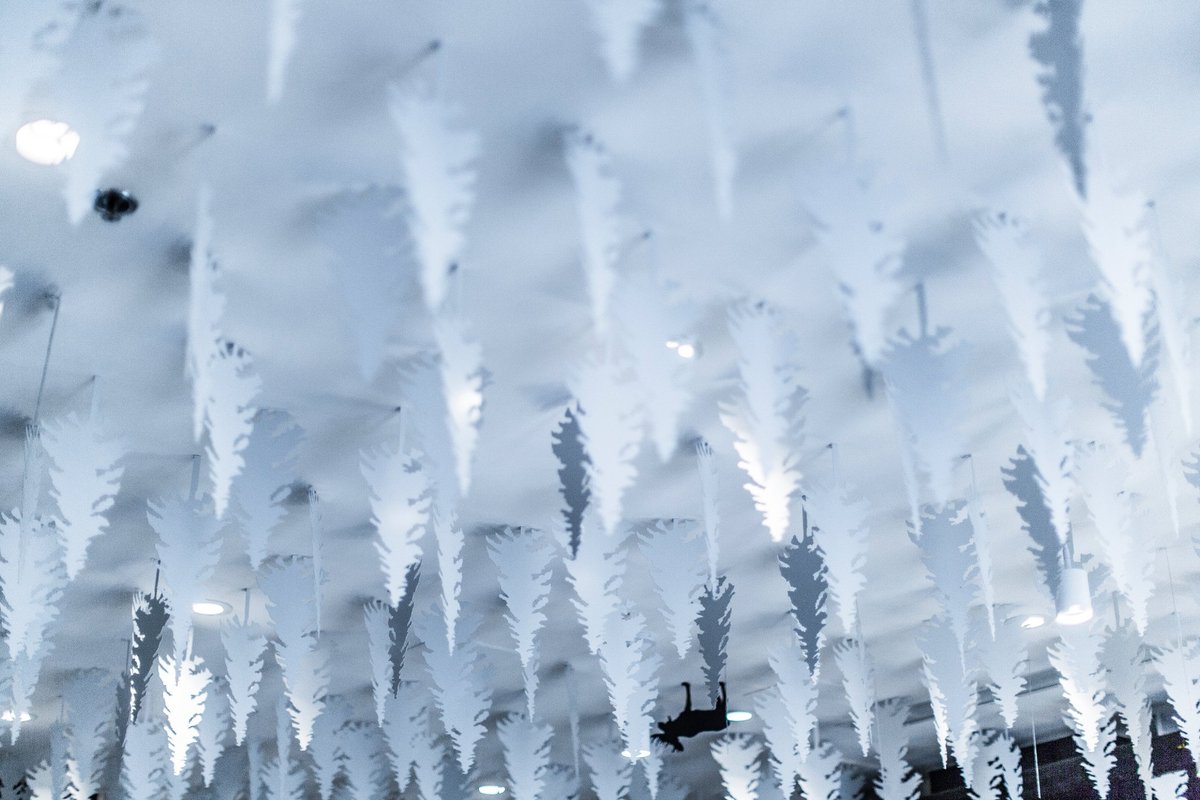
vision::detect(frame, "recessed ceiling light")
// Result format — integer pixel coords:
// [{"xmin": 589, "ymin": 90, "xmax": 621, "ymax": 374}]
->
[
  {"xmin": 1019, "ymin": 614, "xmax": 1046, "ymax": 630},
  {"xmin": 726, "ymin": 710, "xmax": 753, "ymax": 722},
  {"xmin": 15, "ymin": 120, "xmax": 80, "ymax": 165},
  {"xmin": 621, "ymin": 749, "xmax": 651, "ymax": 760},
  {"xmin": 477, "ymin": 785, "xmax": 506, "ymax": 796},
  {"xmin": 1, "ymin": 710, "xmax": 32, "ymax": 723},
  {"xmin": 675, "ymin": 343, "xmax": 697, "ymax": 359},
  {"xmin": 191, "ymin": 600, "xmax": 232, "ymax": 617}
]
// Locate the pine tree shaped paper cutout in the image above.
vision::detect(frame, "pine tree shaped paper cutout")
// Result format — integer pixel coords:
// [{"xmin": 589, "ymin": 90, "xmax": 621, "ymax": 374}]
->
[
  {"xmin": 639, "ymin": 520, "xmax": 705, "ymax": 659},
  {"xmin": 697, "ymin": 577, "xmax": 733, "ymax": 706},
  {"xmin": 489, "ymin": 527, "xmax": 556, "ymax": 719}
]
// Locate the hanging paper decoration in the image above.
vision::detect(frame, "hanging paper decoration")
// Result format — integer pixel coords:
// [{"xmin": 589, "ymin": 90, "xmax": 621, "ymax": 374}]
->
[
  {"xmin": 971, "ymin": 730, "xmax": 1023, "ymax": 800},
  {"xmin": 382, "ymin": 686, "xmax": 424, "ymax": 796},
  {"xmin": 1148, "ymin": 240, "xmax": 1193, "ymax": 435},
  {"xmin": 389, "ymin": 562, "xmax": 420, "ymax": 695},
  {"xmin": 796, "ymin": 741, "xmax": 842, "ymax": 800},
  {"xmin": 582, "ymin": 0, "xmax": 660, "ymax": 82},
  {"xmin": 432, "ymin": 497, "xmax": 465, "ymax": 652},
  {"xmin": 756, "ymin": 688, "xmax": 802, "ymax": 798},
  {"xmin": 27, "ymin": 760, "xmax": 53, "ymax": 800},
  {"xmin": 567, "ymin": 520, "xmax": 628, "ymax": 656},
  {"xmin": 881, "ymin": 322, "xmax": 968, "ymax": 508},
  {"xmin": 188, "ymin": 187, "xmax": 224, "ymax": 443},
  {"xmin": 261, "ymin": 697, "xmax": 308, "ymax": 800},
  {"xmin": 719, "ymin": 303, "xmax": 804, "ymax": 543},
  {"xmin": 129, "ymin": 590, "xmax": 170, "ymax": 726},
  {"xmin": 964, "ymin": 478, "xmax": 997, "ymax": 639},
  {"xmin": 711, "ymin": 734, "xmax": 762, "ymax": 800},
  {"xmin": 412, "ymin": 716, "xmax": 447, "ymax": 800},
  {"xmin": 807, "ymin": 479, "xmax": 870, "ymax": 636},
  {"xmin": 309, "ymin": 700, "xmax": 350, "ymax": 800},
  {"xmin": 913, "ymin": 503, "xmax": 977, "ymax": 660},
  {"xmin": 1155, "ymin": 641, "xmax": 1200, "ymax": 766},
  {"xmin": 260, "ymin": 557, "xmax": 328, "ymax": 750},
  {"xmin": 919, "ymin": 616, "xmax": 979, "ymax": 781},
  {"xmin": 1048, "ymin": 627, "xmax": 1116, "ymax": 799},
  {"xmin": 149, "ymin": 494, "xmax": 223, "ymax": 660},
  {"xmin": 50, "ymin": 4, "xmax": 155, "ymax": 223},
  {"xmin": 973, "ymin": 613, "xmax": 1027, "ymax": 730},
  {"xmin": 571, "ymin": 350, "xmax": 644, "ymax": 538},
  {"xmin": 49, "ymin": 725, "xmax": 70, "ymax": 800},
  {"xmin": 779, "ymin": 530, "xmax": 828, "ymax": 679},
  {"xmin": 767, "ymin": 639, "xmax": 817, "ymax": 763},
  {"xmin": 1028, "ymin": 0, "xmax": 1086, "ymax": 195},
  {"xmin": 697, "ymin": 577, "xmax": 733, "ymax": 706},
  {"xmin": 542, "ymin": 764, "xmax": 582, "ymax": 800},
  {"xmin": 364, "ymin": 600, "xmax": 394, "ymax": 728},
  {"xmin": 583, "ymin": 740, "xmax": 633, "ymax": 800},
  {"xmin": 1082, "ymin": 177, "xmax": 1154, "ymax": 369},
  {"xmin": 564, "ymin": 131, "xmax": 623, "ymax": 335},
  {"xmin": 0, "ymin": 512, "xmax": 66, "ymax": 743},
  {"xmin": 122, "ymin": 721, "xmax": 169, "ymax": 800},
  {"xmin": 266, "ymin": 0, "xmax": 304, "ymax": 102},
  {"xmin": 553, "ymin": 407, "xmax": 591, "ymax": 558},
  {"xmin": 233, "ymin": 410, "xmax": 302, "ymax": 572},
  {"xmin": 489, "ymin": 527, "xmax": 556, "ymax": 719},
  {"xmin": 159, "ymin": 653, "xmax": 211, "ymax": 776},
  {"xmin": 63, "ymin": 669, "xmax": 117, "ymax": 800},
  {"xmin": 1066, "ymin": 295, "xmax": 1159, "ymax": 457},
  {"xmin": 221, "ymin": 618, "xmax": 267, "ymax": 746},
  {"xmin": 206, "ymin": 343, "xmax": 263, "ymax": 519},
  {"xmin": 41, "ymin": 405, "xmax": 125, "ymax": 580},
  {"xmin": 639, "ymin": 519, "xmax": 705, "ymax": 659},
  {"xmin": 684, "ymin": 0, "xmax": 736, "ymax": 219},
  {"xmin": 696, "ymin": 440, "xmax": 721, "ymax": 590},
  {"xmin": 433, "ymin": 307, "xmax": 485, "ymax": 497},
  {"xmin": 1102, "ymin": 623, "xmax": 1152, "ymax": 793},
  {"xmin": 1001, "ymin": 447, "xmax": 1064, "ymax": 598},
  {"xmin": 362, "ymin": 429, "xmax": 430, "ymax": 608},
  {"xmin": 975, "ymin": 211, "xmax": 1052, "ymax": 401},
  {"xmin": 598, "ymin": 603, "xmax": 661, "ymax": 759},
  {"xmin": 341, "ymin": 722, "xmax": 383, "ymax": 800},
  {"xmin": 834, "ymin": 638, "xmax": 875, "ymax": 757},
  {"xmin": 418, "ymin": 610, "xmax": 492, "ymax": 774},
  {"xmin": 1151, "ymin": 771, "xmax": 1189, "ymax": 800},
  {"xmin": 1076, "ymin": 444, "xmax": 1154, "ymax": 633},
  {"xmin": 389, "ymin": 80, "xmax": 480, "ymax": 315},
  {"xmin": 874, "ymin": 700, "xmax": 920, "ymax": 800},
  {"xmin": 500, "ymin": 715, "xmax": 554, "ymax": 800}
]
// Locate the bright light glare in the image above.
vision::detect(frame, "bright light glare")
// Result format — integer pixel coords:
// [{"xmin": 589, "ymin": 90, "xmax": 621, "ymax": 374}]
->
[
  {"xmin": 664, "ymin": 340, "xmax": 680, "ymax": 350},
  {"xmin": 1019, "ymin": 614, "xmax": 1046, "ymax": 630},
  {"xmin": 191, "ymin": 600, "xmax": 231, "ymax": 616},
  {"xmin": 1, "ymin": 710, "xmax": 32, "ymax": 723},
  {"xmin": 477, "ymin": 786, "xmax": 506, "ymax": 796},
  {"xmin": 726, "ymin": 710, "xmax": 753, "ymax": 722},
  {"xmin": 15, "ymin": 120, "xmax": 80, "ymax": 165},
  {"xmin": 1055, "ymin": 604, "xmax": 1093, "ymax": 626},
  {"xmin": 676, "ymin": 343, "xmax": 697, "ymax": 359},
  {"xmin": 621, "ymin": 749, "xmax": 651, "ymax": 760}
]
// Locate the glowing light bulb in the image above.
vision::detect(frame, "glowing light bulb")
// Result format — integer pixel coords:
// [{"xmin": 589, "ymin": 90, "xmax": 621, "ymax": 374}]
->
[
  {"xmin": 191, "ymin": 600, "xmax": 231, "ymax": 616},
  {"xmin": 477, "ymin": 786, "xmax": 506, "ymax": 796},
  {"xmin": 676, "ymin": 343, "xmax": 697, "ymax": 359},
  {"xmin": 1019, "ymin": 614, "xmax": 1046, "ymax": 630},
  {"xmin": 15, "ymin": 120, "xmax": 80, "ymax": 165},
  {"xmin": 621, "ymin": 749, "xmax": 651, "ymax": 760},
  {"xmin": 1, "ymin": 710, "xmax": 32, "ymax": 723},
  {"xmin": 726, "ymin": 710, "xmax": 753, "ymax": 722}
]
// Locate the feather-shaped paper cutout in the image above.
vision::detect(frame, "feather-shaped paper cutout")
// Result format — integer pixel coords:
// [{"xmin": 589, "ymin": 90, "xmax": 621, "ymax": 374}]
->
[
  {"xmin": 418, "ymin": 610, "xmax": 491, "ymax": 774},
  {"xmin": 553, "ymin": 407, "xmax": 591, "ymax": 558},
  {"xmin": 434, "ymin": 308, "xmax": 484, "ymax": 496},
  {"xmin": 432, "ymin": 497, "xmax": 465, "ymax": 652},
  {"xmin": 874, "ymin": 700, "xmax": 920, "ymax": 800},
  {"xmin": 1102, "ymin": 623, "xmax": 1152, "ymax": 793},
  {"xmin": 389, "ymin": 562, "xmax": 419, "ymax": 695},
  {"xmin": 266, "ymin": 0, "xmax": 303, "ymax": 102},
  {"xmin": 159, "ymin": 653, "xmax": 211, "ymax": 776},
  {"xmin": 711, "ymin": 735, "xmax": 762, "ymax": 800},
  {"xmin": 149, "ymin": 494, "xmax": 222, "ymax": 660},
  {"xmin": 1048, "ymin": 625, "xmax": 1114, "ymax": 797},
  {"xmin": 381, "ymin": 685, "xmax": 423, "ymax": 795},
  {"xmin": 584, "ymin": 740, "xmax": 633, "ymax": 800},
  {"xmin": 571, "ymin": 350, "xmax": 644, "ymax": 538},
  {"xmin": 756, "ymin": 688, "xmax": 801, "ymax": 797},
  {"xmin": 795, "ymin": 741, "xmax": 841, "ymax": 800},
  {"xmin": 684, "ymin": 0, "xmax": 735, "ymax": 219},
  {"xmin": 974, "ymin": 614, "xmax": 1027, "ymax": 730},
  {"xmin": 206, "ymin": 342, "xmax": 262, "ymax": 519},
  {"xmin": 1066, "ymin": 295, "xmax": 1159, "ymax": 457},
  {"xmin": 1029, "ymin": 0, "xmax": 1086, "ymax": 196},
  {"xmin": 309, "ymin": 700, "xmax": 350, "ymax": 800},
  {"xmin": 41, "ymin": 406, "xmax": 124, "ymax": 580},
  {"xmin": 567, "ymin": 520, "xmax": 628, "ymax": 656},
  {"xmin": 975, "ymin": 211, "xmax": 1052, "ymax": 400},
  {"xmin": 639, "ymin": 520, "xmax": 705, "ymax": 659},
  {"xmin": 340, "ymin": 722, "xmax": 383, "ymax": 800},
  {"xmin": 260, "ymin": 557, "xmax": 327, "ymax": 750},
  {"xmin": 362, "ymin": 431, "xmax": 430, "ymax": 608},
  {"xmin": 695, "ymin": 440, "xmax": 720, "ymax": 590},
  {"xmin": 129, "ymin": 590, "xmax": 169, "ymax": 725},
  {"xmin": 49, "ymin": 5, "xmax": 155, "ymax": 223},
  {"xmin": 965, "ymin": 484, "xmax": 997, "ymax": 640},
  {"xmin": 778, "ymin": 532, "xmax": 826, "ymax": 679},
  {"xmin": 719, "ymin": 304, "xmax": 804, "ymax": 542},
  {"xmin": 364, "ymin": 600, "xmax": 393, "ymax": 728},
  {"xmin": 220, "ymin": 619, "xmax": 266, "ymax": 746},
  {"xmin": 919, "ymin": 616, "xmax": 978, "ymax": 774},
  {"xmin": 188, "ymin": 187, "xmax": 224, "ymax": 443},
  {"xmin": 807, "ymin": 480, "xmax": 870, "ymax": 636},
  {"xmin": 1156, "ymin": 641, "xmax": 1200, "ymax": 767},
  {"xmin": 913, "ymin": 503, "xmax": 977, "ymax": 662},
  {"xmin": 63, "ymin": 668, "xmax": 116, "ymax": 800},
  {"xmin": 196, "ymin": 678, "xmax": 230, "ymax": 787},
  {"xmin": 389, "ymin": 81, "xmax": 479, "ymax": 314},
  {"xmin": 500, "ymin": 715, "xmax": 553, "ymax": 800},
  {"xmin": 565, "ymin": 131, "xmax": 623, "ymax": 334},
  {"xmin": 1001, "ymin": 447, "xmax": 1064, "ymax": 598},
  {"xmin": 542, "ymin": 764, "xmax": 582, "ymax": 800},
  {"xmin": 489, "ymin": 527, "xmax": 555, "ymax": 718},
  {"xmin": 598, "ymin": 604, "xmax": 661, "ymax": 758},
  {"xmin": 233, "ymin": 410, "xmax": 301, "ymax": 571},
  {"xmin": 583, "ymin": 0, "xmax": 660, "ymax": 82},
  {"xmin": 122, "ymin": 721, "xmax": 168, "ymax": 800},
  {"xmin": 767, "ymin": 639, "xmax": 816, "ymax": 763},
  {"xmin": 834, "ymin": 638, "xmax": 875, "ymax": 757},
  {"xmin": 697, "ymin": 577, "xmax": 733, "ymax": 706},
  {"xmin": 411, "ymin": 717, "xmax": 446, "ymax": 800}
]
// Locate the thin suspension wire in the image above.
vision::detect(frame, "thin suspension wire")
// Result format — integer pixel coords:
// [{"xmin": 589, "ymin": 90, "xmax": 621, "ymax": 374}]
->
[
  {"xmin": 1031, "ymin": 714, "xmax": 1042, "ymax": 798},
  {"xmin": 32, "ymin": 293, "xmax": 62, "ymax": 428}
]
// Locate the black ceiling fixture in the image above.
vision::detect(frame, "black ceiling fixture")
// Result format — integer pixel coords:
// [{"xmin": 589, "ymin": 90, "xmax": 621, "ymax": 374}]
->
[{"xmin": 93, "ymin": 188, "xmax": 138, "ymax": 222}]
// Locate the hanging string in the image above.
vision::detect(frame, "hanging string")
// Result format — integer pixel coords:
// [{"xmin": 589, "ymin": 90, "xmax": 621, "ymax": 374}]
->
[
  {"xmin": 242, "ymin": 588, "xmax": 251, "ymax": 626},
  {"xmin": 188, "ymin": 454, "xmax": 201, "ymax": 502},
  {"xmin": 32, "ymin": 293, "xmax": 62, "ymax": 429},
  {"xmin": 1031, "ymin": 714, "xmax": 1042, "ymax": 798}
]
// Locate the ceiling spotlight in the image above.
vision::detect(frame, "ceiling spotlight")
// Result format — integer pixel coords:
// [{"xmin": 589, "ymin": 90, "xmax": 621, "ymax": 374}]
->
[
  {"xmin": 191, "ymin": 600, "xmax": 232, "ymax": 617},
  {"xmin": 15, "ymin": 120, "xmax": 80, "ymax": 165},
  {"xmin": 726, "ymin": 710, "xmax": 753, "ymax": 723},
  {"xmin": 665, "ymin": 340, "xmax": 680, "ymax": 350},
  {"xmin": 1054, "ymin": 567, "xmax": 1094, "ymax": 626},
  {"xmin": 477, "ymin": 786, "xmax": 506, "ymax": 796},
  {"xmin": 1, "ymin": 710, "xmax": 32, "ymax": 723},
  {"xmin": 621, "ymin": 749, "xmax": 651, "ymax": 760},
  {"xmin": 1019, "ymin": 614, "xmax": 1046, "ymax": 630},
  {"xmin": 675, "ymin": 343, "xmax": 697, "ymax": 359},
  {"xmin": 94, "ymin": 188, "xmax": 138, "ymax": 222}
]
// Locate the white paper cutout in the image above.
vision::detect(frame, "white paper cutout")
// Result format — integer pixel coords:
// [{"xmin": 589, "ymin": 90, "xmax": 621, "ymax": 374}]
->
[
  {"xmin": 362, "ymin": 430, "xmax": 430, "ymax": 608},
  {"xmin": 639, "ymin": 520, "xmax": 705, "ymax": 659},
  {"xmin": 188, "ymin": 187, "xmax": 224, "ymax": 443},
  {"xmin": 571, "ymin": 349, "xmax": 644, "ymax": 538},
  {"xmin": 233, "ymin": 410, "xmax": 301, "ymax": 572},
  {"xmin": 767, "ymin": 639, "xmax": 816, "ymax": 763},
  {"xmin": 719, "ymin": 304, "xmax": 804, "ymax": 543},
  {"xmin": 1076, "ymin": 444, "xmax": 1154, "ymax": 634},
  {"xmin": 63, "ymin": 669, "xmax": 116, "ymax": 800},
  {"xmin": 27, "ymin": 760, "xmax": 53, "ymax": 800},
  {"xmin": 919, "ymin": 616, "xmax": 978, "ymax": 777},
  {"xmin": 220, "ymin": 619, "xmax": 267, "ymax": 746},
  {"xmin": 779, "ymin": 533, "xmax": 826, "ymax": 680},
  {"xmin": 48, "ymin": 726, "xmax": 70, "ymax": 800},
  {"xmin": 756, "ymin": 688, "xmax": 801, "ymax": 798},
  {"xmin": 584, "ymin": 740, "xmax": 633, "ymax": 800},
  {"xmin": 159, "ymin": 653, "xmax": 211, "ymax": 776},
  {"xmin": 1149, "ymin": 239, "xmax": 1193, "ymax": 434},
  {"xmin": 340, "ymin": 722, "xmax": 383, "ymax": 800},
  {"xmin": 975, "ymin": 212, "xmax": 1052, "ymax": 401},
  {"xmin": 566, "ymin": 520, "xmax": 628, "ymax": 656},
  {"xmin": 489, "ymin": 527, "xmax": 556, "ymax": 718},
  {"xmin": 389, "ymin": 81, "xmax": 479, "ymax": 314},
  {"xmin": 432, "ymin": 497, "xmax": 465, "ymax": 652},
  {"xmin": 195, "ymin": 678, "xmax": 230, "ymax": 787},
  {"xmin": 411, "ymin": 717, "xmax": 447, "ymax": 800},
  {"xmin": 1151, "ymin": 771, "xmax": 1189, "ymax": 800},
  {"xmin": 807, "ymin": 479, "xmax": 870, "ymax": 636},
  {"xmin": 971, "ymin": 730, "xmax": 1022, "ymax": 800},
  {"xmin": 874, "ymin": 700, "xmax": 920, "ymax": 800},
  {"xmin": 1102, "ymin": 623, "xmax": 1152, "ymax": 793},
  {"xmin": 0, "ymin": 267, "xmax": 12, "ymax": 320},
  {"xmin": 711, "ymin": 735, "xmax": 762, "ymax": 800},
  {"xmin": 500, "ymin": 715, "xmax": 553, "ymax": 800},
  {"xmin": 266, "ymin": 0, "xmax": 303, "ymax": 102},
  {"xmin": 309, "ymin": 700, "xmax": 350, "ymax": 800},
  {"xmin": 41, "ymin": 406, "xmax": 124, "ymax": 580},
  {"xmin": 974, "ymin": 613, "xmax": 1027, "ymax": 730},
  {"xmin": 834, "ymin": 638, "xmax": 875, "ymax": 757},
  {"xmin": 796, "ymin": 741, "xmax": 841, "ymax": 800},
  {"xmin": 382, "ymin": 686, "xmax": 424, "ymax": 795},
  {"xmin": 542, "ymin": 764, "xmax": 583, "ymax": 800},
  {"xmin": 1048, "ymin": 626, "xmax": 1116, "ymax": 798},
  {"xmin": 434, "ymin": 307, "xmax": 485, "ymax": 496},
  {"xmin": 149, "ymin": 494, "xmax": 222, "ymax": 660},
  {"xmin": 697, "ymin": 577, "xmax": 734, "ymax": 705},
  {"xmin": 261, "ymin": 696, "xmax": 308, "ymax": 800},
  {"xmin": 695, "ymin": 441, "xmax": 721, "ymax": 590},
  {"xmin": 1156, "ymin": 641, "xmax": 1200, "ymax": 766},
  {"xmin": 583, "ymin": 0, "xmax": 660, "ymax": 81},
  {"xmin": 565, "ymin": 131, "xmax": 624, "ymax": 334},
  {"xmin": 364, "ymin": 600, "xmax": 393, "ymax": 728},
  {"xmin": 206, "ymin": 344, "xmax": 262, "ymax": 519},
  {"xmin": 122, "ymin": 721, "xmax": 168, "ymax": 800},
  {"xmin": 418, "ymin": 610, "xmax": 491, "ymax": 774},
  {"xmin": 260, "ymin": 557, "xmax": 328, "ymax": 750},
  {"xmin": 684, "ymin": 0, "xmax": 736, "ymax": 219},
  {"xmin": 598, "ymin": 604, "xmax": 661, "ymax": 759},
  {"xmin": 913, "ymin": 504, "xmax": 977, "ymax": 662}
]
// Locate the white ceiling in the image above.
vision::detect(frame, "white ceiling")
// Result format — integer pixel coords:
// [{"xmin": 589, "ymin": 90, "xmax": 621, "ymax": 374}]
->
[{"xmin": 1, "ymin": 0, "xmax": 1199, "ymax": 796}]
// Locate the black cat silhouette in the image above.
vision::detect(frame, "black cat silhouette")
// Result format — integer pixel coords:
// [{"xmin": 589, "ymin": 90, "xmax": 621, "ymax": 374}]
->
[{"xmin": 652, "ymin": 681, "xmax": 728, "ymax": 752}]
